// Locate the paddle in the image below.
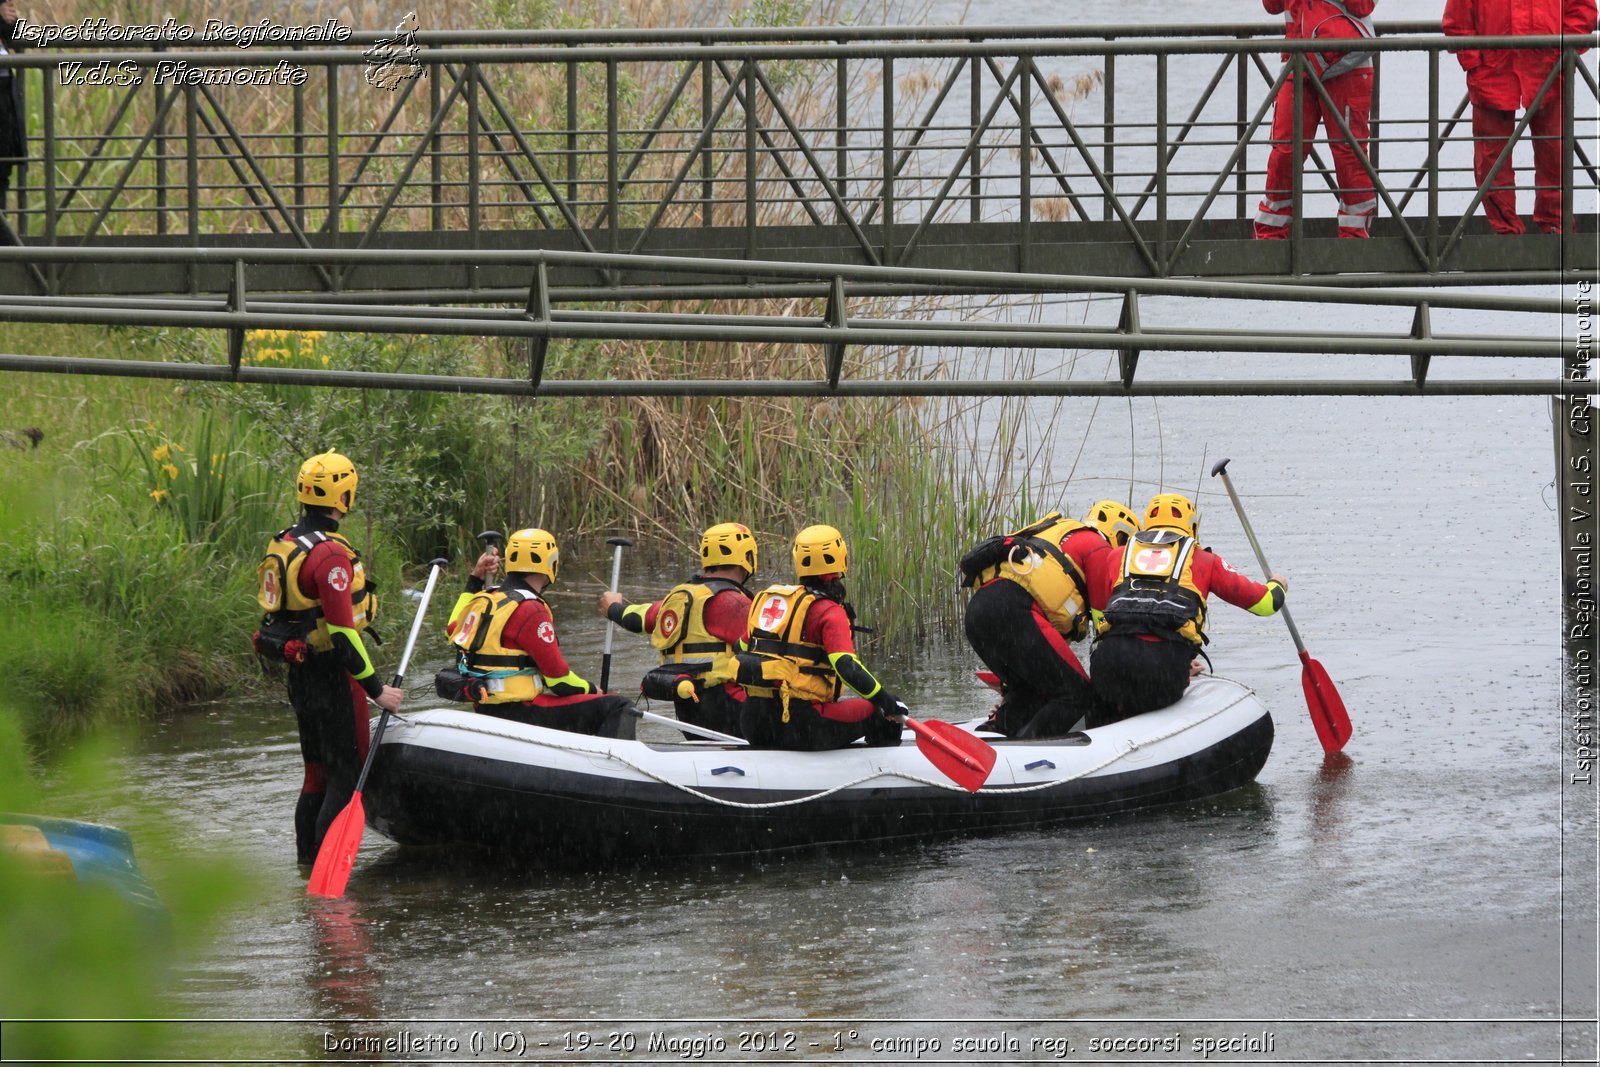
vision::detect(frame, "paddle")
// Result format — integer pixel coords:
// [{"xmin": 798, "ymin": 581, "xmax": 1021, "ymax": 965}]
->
[
  {"xmin": 307, "ymin": 556, "xmax": 449, "ymax": 899},
  {"xmin": 630, "ymin": 706, "xmax": 747, "ymax": 744},
  {"xmin": 904, "ymin": 715, "xmax": 996, "ymax": 792},
  {"xmin": 598, "ymin": 536, "xmax": 633, "ymax": 693},
  {"xmin": 1210, "ymin": 459, "xmax": 1352, "ymax": 754}
]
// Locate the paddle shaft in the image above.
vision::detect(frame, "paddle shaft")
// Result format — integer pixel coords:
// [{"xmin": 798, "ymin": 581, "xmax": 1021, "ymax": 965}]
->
[
  {"xmin": 599, "ymin": 537, "xmax": 632, "ymax": 693},
  {"xmin": 1211, "ymin": 466, "xmax": 1308, "ymax": 654},
  {"xmin": 351, "ymin": 558, "xmax": 447, "ymax": 797},
  {"xmin": 633, "ymin": 706, "xmax": 747, "ymax": 745},
  {"xmin": 1211, "ymin": 459, "xmax": 1351, "ymax": 754}
]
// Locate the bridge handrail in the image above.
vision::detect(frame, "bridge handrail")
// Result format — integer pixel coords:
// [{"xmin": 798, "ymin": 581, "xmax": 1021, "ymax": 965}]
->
[
  {"xmin": 0, "ymin": 21, "xmax": 1456, "ymax": 49},
  {"xmin": 4, "ymin": 33, "xmax": 1595, "ymax": 67}
]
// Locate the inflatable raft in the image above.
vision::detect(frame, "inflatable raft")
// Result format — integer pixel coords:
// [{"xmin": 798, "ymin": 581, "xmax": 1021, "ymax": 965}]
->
[{"xmin": 363, "ymin": 675, "xmax": 1273, "ymax": 863}]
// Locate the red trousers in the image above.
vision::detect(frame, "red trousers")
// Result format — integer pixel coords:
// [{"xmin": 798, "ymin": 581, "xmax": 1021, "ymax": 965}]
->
[
  {"xmin": 1470, "ymin": 87, "xmax": 1566, "ymax": 235},
  {"xmin": 1255, "ymin": 70, "xmax": 1376, "ymax": 239}
]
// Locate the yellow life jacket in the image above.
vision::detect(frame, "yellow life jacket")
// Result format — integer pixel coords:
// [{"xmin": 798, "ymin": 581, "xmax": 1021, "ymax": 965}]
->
[
  {"xmin": 449, "ymin": 587, "xmax": 544, "ymax": 704},
  {"xmin": 649, "ymin": 577, "xmax": 745, "ymax": 687},
  {"xmin": 971, "ymin": 513, "xmax": 1092, "ymax": 640},
  {"xmin": 1097, "ymin": 529, "xmax": 1208, "ymax": 647},
  {"xmin": 736, "ymin": 584, "xmax": 841, "ymax": 714},
  {"xmin": 256, "ymin": 526, "xmax": 377, "ymax": 654}
]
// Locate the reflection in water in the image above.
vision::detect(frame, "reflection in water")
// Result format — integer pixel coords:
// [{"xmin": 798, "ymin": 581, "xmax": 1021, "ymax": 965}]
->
[{"xmin": 306, "ymin": 899, "xmax": 380, "ymax": 1020}]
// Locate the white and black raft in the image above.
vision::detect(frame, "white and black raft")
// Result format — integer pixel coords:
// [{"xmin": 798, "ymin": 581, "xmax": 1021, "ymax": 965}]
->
[{"xmin": 362, "ymin": 675, "xmax": 1273, "ymax": 864}]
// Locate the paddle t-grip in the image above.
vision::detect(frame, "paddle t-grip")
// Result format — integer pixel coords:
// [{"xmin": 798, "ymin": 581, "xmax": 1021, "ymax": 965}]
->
[
  {"xmin": 477, "ymin": 529, "xmax": 504, "ymax": 547},
  {"xmin": 1209, "ymin": 457, "xmax": 1231, "ymax": 478}
]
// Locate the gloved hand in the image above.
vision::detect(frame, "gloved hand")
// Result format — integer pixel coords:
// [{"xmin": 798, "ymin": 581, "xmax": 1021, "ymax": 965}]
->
[{"xmin": 873, "ymin": 690, "xmax": 909, "ymax": 722}]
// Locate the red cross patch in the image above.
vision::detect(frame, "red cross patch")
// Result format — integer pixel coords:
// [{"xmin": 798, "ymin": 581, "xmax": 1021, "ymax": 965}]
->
[
  {"xmin": 659, "ymin": 610, "xmax": 679, "ymax": 638},
  {"xmin": 327, "ymin": 565, "xmax": 350, "ymax": 592},
  {"xmin": 1134, "ymin": 547, "xmax": 1172, "ymax": 573},
  {"xmin": 536, "ymin": 620, "xmax": 556, "ymax": 644},
  {"xmin": 758, "ymin": 595, "xmax": 789, "ymax": 630}
]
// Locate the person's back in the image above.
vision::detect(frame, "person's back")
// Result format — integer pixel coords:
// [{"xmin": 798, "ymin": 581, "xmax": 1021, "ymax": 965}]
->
[
  {"xmin": 600, "ymin": 522, "xmax": 756, "ymax": 738},
  {"xmin": 960, "ymin": 504, "xmax": 1135, "ymax": 737},
  {"xmin": 1442, "ymin": 0, "xmax": 1595, "ymax": 234},
  {"xmin": 1090, "ymin": 494, "xmax": 1286, "ymax": 722},
  {"xmin": 253, "ymin": 451, "xmax": 402, "ymax": 866},
  {"xmin": 736, "ymin": 525, "xmax": 907, "ymax": 750},
  {"xmin": 444, "ymin": 528, "xmax": 637, "ymax": 739}
]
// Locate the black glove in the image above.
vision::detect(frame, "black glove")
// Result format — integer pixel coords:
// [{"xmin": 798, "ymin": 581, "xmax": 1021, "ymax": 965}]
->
[{"xmin": 873, "ymin": 690, "xmax": 909, "ymax": 721}]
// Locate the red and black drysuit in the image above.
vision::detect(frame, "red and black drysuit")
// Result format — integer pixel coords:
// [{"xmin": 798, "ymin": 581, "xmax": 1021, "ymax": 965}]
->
[
  {"xmin": 1254, "ymin": 0, "xmax": 1379, "ymax": 240},
  {"xmin": 963, "ymin": 526, "xmax": 1112, "ymax": 738},
  {"xmin": 1088, "ymin": 543, "xmax": 1285, "ymax": 721},
  {"xmin": 1443, "ymin": 0, "xmax": 1596, "ymax": 234},
  {"xmin": 446, "ymin": 573, "xmax": 637, "ymax": 739},
  {"xmin": 277, "ymin": 512, "xmax": 381, "ymax": 865},
  {"xmin": 738, "ymin": 579, "xmax": 904, "ymax": 751},
  {"xmin": 605, "ymin": 576, "xmax": 751, "ymax": 739}
]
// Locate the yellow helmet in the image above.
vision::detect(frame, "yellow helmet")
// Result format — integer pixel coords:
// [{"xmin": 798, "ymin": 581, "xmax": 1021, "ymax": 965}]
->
[
  {"xmin": 700, "ymin": 522, "xmax": 758, "ymax": 576},
  {"xmin": 792, "ymin": 524, "xmax": 848, "ymax": 578},
  {"xmin": 505, "ymin": 527, "xmax": 560, "ymax": 581},
  {"xmin": 296, "ymin": 451, "xmax": 358, "ymax": 512},
  {"xmin": 1084, "ymin": 499, "xmax": 1140, "ymax": 548},
  {"xmin": 1142, "ymin": 493, "xmax": 1198, "ymax": 538}
]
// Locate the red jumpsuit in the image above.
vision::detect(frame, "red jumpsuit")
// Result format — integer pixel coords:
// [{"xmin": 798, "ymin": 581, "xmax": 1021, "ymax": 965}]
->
[
  {"xmin": 448, "ymin": 591, "xmax": 636, "ymax": 737},
  {"xmin": 284, "ymin": 528, "xmax": 377, "ymax": 864},
  {"xmin": 739, "ymin": 593, "xmax": 902, "ymax": 750},
  {"xmin": 628, "ymin": 583, "xmax": 751, "ymax": 737},
  {"xmin": 963, "ymin": 526, "xmax": 1113, "ymax": 737},
  {"xmin": 1090, "ymin": 544, "xmax": 1284, "ymax": 721},
  {"xmin": 1443, "ymin": 0, "xmax": 1596, "ymax": 234},
  {"xmin": 1255, "ymin": 0, "xmax": 1379, "ymax": 240}
]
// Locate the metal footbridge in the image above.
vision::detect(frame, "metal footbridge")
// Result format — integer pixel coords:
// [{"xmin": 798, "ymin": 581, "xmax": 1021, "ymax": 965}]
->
[{"xmin": 0, "ymin": 20, "xmax": 1594, "ymax": 396}]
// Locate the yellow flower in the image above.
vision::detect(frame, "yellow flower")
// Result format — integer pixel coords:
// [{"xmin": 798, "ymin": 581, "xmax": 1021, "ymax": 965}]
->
[
  {"xmin": 160, "ymin": 462, "xmax": 179, "ymax": 480},
  {"xmin": 149, "ymin": 488, "xmax": 169, "ymax": 503},
  {"xmin": 152, "ymin": 444, "xmax": 171, "ymax": 461}
]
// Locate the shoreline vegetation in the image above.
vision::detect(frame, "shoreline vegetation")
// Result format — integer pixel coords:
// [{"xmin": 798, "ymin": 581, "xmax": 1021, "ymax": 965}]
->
[{"xmin": 0, "ymin": 0, "xmax": 1105, "ymax": 751}]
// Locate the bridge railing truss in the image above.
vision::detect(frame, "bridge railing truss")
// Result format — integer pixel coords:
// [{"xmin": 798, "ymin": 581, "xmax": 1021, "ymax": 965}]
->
[
  {"xmin": 0, "ymin": 245, "xmax": 1583, "ymax": 398},
  {"xmin": 0, "ymin": 22, "xmax": 1595, "ymax": 292}
]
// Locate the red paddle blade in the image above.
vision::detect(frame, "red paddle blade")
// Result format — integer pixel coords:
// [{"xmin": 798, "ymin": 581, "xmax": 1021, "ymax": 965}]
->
[
  {"xmin": 306, "ymin": 792, "xmax": 367, "ymax": 899},
  {"xmin": 907, "ymin": 718, "xmax": 997, "ymax": 792},
  {"xmin": 974, "ymin": 670, "xmax": 1003, "ymax": 693},
  {"xmin": 1300, "ymin": 650, "xmax": 1352, "ymax": 754}
]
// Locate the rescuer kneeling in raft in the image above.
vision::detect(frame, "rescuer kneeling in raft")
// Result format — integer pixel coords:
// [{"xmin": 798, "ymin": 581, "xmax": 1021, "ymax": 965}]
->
[
  {"xmin": 598, "ymin": 522, "xmax": 756, "ymax": 740},
  {"xmin": 959, "ymin": 501, "xmax": 1139, "ymax": 737},
  {"xmin": 1090, "ymin": 493, "xmax": 1287, "ymax": 723},
  {"xmin": 440, "ymin": 527, "xmax": 637, "ymax": 738},
  {"xmin": 736, "ymin": 525, "xmax": 909, "ymax": 750}
]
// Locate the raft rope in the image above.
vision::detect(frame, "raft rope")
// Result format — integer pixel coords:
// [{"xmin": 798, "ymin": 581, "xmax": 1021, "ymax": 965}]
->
[{"xmin": 389, "ymin": 685, "xmax": 1255, "ymax": 809}]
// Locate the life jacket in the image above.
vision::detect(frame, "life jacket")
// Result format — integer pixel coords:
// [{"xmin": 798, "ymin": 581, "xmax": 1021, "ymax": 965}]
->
[
  {"xmin": 969, "ymin": 512, "xmax": 1093, "ymax": 641},
  {"xmin": 256, "ymin": 525, "xmax": 377, "ymax": 655},
  {"xmin": 736, "ymin": 584, "xmax": 841, "ymax": 714},
  {"xmin": 448, "ymin": 587, "xmax": 544, "ymax": 704},
  {"xmin": 649, "ymin": 577, "xmax": 745, "ymax": 687},
  {"xmin": 1096, "ymin": 529, "xmax": 1208, "ymax": 647}
]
